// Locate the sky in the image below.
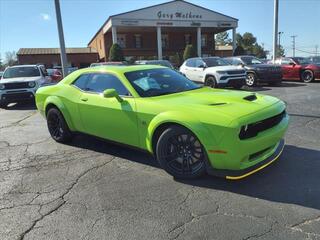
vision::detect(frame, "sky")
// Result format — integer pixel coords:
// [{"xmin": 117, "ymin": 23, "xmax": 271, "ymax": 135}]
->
[{"xmin": 0, "ymin": 0, "xmax": 319, "ymax": 59}]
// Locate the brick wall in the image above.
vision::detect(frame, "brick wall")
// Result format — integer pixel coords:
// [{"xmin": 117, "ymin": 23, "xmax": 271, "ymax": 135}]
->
[{"xmin": 17, "ymin": 53, "xmax": 99, "ymax": 68}]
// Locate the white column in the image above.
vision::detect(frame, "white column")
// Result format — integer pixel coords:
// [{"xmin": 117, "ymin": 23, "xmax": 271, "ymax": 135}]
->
[
  {"xmin": 157, "ymin": 26, "xmax": 162, "ymax": 60},
  {"xmin": 197, "ymin": 27, "xmax": 201, "ymax": 57},
  {"xmin": 232, "ymin": 28, "xmax": 236, "ymax": 55},
  {"xmin": 112, "ymin": 26, "xmax": 117, "ymax": 44}
]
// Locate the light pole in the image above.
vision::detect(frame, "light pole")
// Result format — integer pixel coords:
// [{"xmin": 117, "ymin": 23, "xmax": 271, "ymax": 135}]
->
[
  {"xmin": 272, "ymin": 0, "xmax": 279, "ymax": 62},
  {"xmin": 54, "ymin": 0, "xmax": 68, "ymax": 77}
]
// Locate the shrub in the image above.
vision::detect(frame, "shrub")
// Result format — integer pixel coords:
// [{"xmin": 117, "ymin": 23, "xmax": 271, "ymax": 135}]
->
[
  {"xmin": 183, "ymin": 44, "xmax": 197, "ymax": 61},
  {"xmin": 109, "ymin": 43, "xmax": 124, "ymax": 61}
]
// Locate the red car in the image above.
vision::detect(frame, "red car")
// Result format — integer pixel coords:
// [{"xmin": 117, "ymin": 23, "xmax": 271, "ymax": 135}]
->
[
  {"xmin": 47, "ymin": 69, "xmax": 63, "ymax": 82},
  {"xmin": 274, "ymin": 57, "xmax": 320, "ymax": 82}
]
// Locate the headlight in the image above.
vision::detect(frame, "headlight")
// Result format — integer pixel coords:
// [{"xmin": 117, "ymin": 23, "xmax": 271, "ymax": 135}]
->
[
  {"xmin": 28, "ymin": 81, "xmax": 36, "ymax": 88},
  {"xmin": 0, "ymin": 84, "xmax": 5, "ymax": 90},
  {"xmin": 216, "ymin": 71, "xmax": 227, "ymax": 74}
]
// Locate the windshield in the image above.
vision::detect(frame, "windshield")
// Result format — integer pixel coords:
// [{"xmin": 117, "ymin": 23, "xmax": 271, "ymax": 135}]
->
[
  {"xmin": 293, "ymin": 57, "xmax": 311, "ymax": 65},
  {"xmin": 202, "ymin": 57, "xmax": 230, "ymax": 67},
  {"xmin": 241, "ymin": 57, "xmax": 263, "ymax": 65},
  {"xmin": 3, "ymin": 66, "xmax": 40, "ymax": 78},
  {"xmin": 125, "ymin": 68, "xmax": 200, "ymax": 97}
]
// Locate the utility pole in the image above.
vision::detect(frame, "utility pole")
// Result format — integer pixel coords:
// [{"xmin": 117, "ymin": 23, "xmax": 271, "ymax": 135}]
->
[
  {"xmin": 272, "ymin": 0, "xmax": 279, "ymax": 62},
  {"xmin": 290, "ymin": 35, "xmax": 297, "ymax": 57},
  {"xmin": 54, "ymin": 0, "xmax": 68, "ymax": 77}
]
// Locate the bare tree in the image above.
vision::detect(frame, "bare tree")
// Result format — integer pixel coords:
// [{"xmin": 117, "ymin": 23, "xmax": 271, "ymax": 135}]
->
[{"xmin": 4, "ymin": 51, "xmax": 18, "ymax": 66}]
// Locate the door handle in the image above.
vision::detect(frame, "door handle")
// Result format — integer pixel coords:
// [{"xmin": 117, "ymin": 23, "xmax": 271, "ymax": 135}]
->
[{"xmin": 80, "ymin": 97, "xmax": 88, "ymax": 102}]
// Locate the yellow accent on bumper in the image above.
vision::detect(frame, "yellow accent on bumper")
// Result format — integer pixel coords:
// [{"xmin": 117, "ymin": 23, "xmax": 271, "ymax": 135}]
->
[{"xmin": 226, "ymin": 141, "xmax": 285, "ymax": 180}]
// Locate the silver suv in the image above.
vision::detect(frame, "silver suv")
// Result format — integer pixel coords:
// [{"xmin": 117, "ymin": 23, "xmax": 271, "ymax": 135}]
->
[{"xmin": 0, "ymin": 65, "xmax": 51, "ymax": 108}]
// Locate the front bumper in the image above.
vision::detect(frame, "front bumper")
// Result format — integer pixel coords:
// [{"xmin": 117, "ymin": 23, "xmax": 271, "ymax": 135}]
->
[
  {"xmin": 0, "ymin": 91, "xmax": 35, "ymax": 103},
  {"xmin": 206, "ymin": 139, "xmax": 285, "ymax": 180},
  {"xmin": 218, "ymin": 78, "xmax": 246, "ymax": 88}
]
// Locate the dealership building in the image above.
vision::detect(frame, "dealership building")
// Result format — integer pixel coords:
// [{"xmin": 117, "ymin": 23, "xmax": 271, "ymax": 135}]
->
[{"xmin": 88, "ymin": 0, "xmax": 238, "ymax": 61}]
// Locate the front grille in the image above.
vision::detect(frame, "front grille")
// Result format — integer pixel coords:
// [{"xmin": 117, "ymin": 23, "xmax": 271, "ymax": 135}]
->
[
  {"xmin": 239, "ymin": 110, "xmax": 286, "ymax": 139},
  {"xmin": 3, "ymin": 82, "xmax": 31, "ymax": 90},
  {"xmin": 1, "ymin": 92, "xmax": 34, "ymax": 101},
  {"xmin": 227, "ymin": 70, "xmax": 246, "ymax": 75}
]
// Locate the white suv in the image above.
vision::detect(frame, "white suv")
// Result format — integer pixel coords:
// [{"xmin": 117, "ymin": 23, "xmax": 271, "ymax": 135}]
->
[
  {"xmin": 0, "ymin": 65, "xmax": 51, "ymax": 108},
  {"xmin": 180, "ymin": 57, "xmax": 246, "ymax": 89}
]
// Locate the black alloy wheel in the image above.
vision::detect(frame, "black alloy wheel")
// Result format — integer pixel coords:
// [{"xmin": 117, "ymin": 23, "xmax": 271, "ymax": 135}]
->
[
  {"xmin": 301, "ymin": 70, "xmax": 314, "ymax": 83},
  {"xmin": 156, "ymin": 126, "xmax": 206, "ymax": 179},
  {"xmin": 47, "ymin": 108, "xmax": 72, "ymax": 143},
  {"xmin": 205, "ymin": 76, "xmax": 217, "ymax": 88}
]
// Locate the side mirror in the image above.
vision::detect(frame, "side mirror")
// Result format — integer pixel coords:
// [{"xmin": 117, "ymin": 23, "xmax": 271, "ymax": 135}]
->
[
  {"xmin": 289, "ymin": 62, "xmax": 296, "ymax": 66},
  {"xmin": 103, "ymin": 89, "xmax": 123, "ymax": 102},
  {"xmin": 198, "ymin": 64, "xmax": 206, "ymax": 69}
]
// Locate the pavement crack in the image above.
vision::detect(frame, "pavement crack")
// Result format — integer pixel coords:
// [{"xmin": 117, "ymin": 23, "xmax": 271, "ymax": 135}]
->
[{"xmin": 18, "ymin": 158, "xmax": 114, "ymax": 240}]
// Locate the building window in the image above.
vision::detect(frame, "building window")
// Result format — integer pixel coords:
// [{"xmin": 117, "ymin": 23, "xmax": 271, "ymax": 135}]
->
[
  {"xmin": 134, "ymin": 34, "xmax": 142, "ymax": 48},
  {"xmin": 185, "ymin": 34, "xmax": 192, "ymax": 46},
  {"xmin": 117, "ymin": 34, "xmax": 126, "ymax": 48},
  {"xmin": 161, "ymin": 34, "xmax": 169, "ymax": 49},
  {"xmin": 201, "ymin": 34, "xmax": 207, "ymax": 48}
]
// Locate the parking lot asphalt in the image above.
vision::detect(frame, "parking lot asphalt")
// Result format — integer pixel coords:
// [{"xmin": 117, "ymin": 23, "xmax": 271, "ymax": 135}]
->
[{"xmin": 0, "ymin": 81, "xmax": 320, "ymax": 240}]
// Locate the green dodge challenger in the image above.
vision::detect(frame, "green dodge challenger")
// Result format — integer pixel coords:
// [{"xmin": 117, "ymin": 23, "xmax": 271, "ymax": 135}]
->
[{"xmin": 36, "ymin": 65, "xmax": 289, "ymax": 180}]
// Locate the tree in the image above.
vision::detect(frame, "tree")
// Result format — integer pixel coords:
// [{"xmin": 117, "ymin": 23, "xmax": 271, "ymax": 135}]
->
[
  {"xmin": 251, "ymin": 43, "xmax": 267, "ymax": 58},
  {"xmin": 276, "ymin": 45, "xmax": 285, "ymax": 58},
  {"xmin": 4, "ymin": 51, "xmax": 18, "ymax": 66},
  {"xmin": 0, "ymin": 54, "xmax": 3, "ymax": 70},
  {"xmin": 215, "ymin": 31, "xmax": 231, "ymax": 45},
  {"xmin": 233, "ymin": 45, "xmax": 245, "ymax": 56},
  {"xmin": 109, "ymin": 44, "xmax": 124, "ymax": 61},
  {"xmin": 183, "ymin": 44, "xmax": 196, "ymax": 60},
  {"xmin": 235, "ymin": 32, "xmax": 266, "ymax": 58}
]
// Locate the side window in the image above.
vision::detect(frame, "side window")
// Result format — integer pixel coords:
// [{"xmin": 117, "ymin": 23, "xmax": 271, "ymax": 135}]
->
[
  {"xmin": 186, "ymin": 59, "xmax": 195, "ymax": 67},
  {"xmin": 86, "ymin": 73, "xmax": 129, "ymax": 96},
  {"xmin": 73, "ymin": 74, "xmax": 90, "ymax": 90},
  {"xmin": 233, "ymin": 58, "xmax": 243, "ymax": 65},
  {"xmin": 195, "ymin": 59, "xmax": 205, "ymax": 68},
  {"xmin": 281, "ymin": 58, "xmax": 291, "ymax": 65}
]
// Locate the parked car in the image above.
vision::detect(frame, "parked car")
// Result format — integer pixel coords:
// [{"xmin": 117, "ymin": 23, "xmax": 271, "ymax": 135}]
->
[
  {"xmin": 47, "ymin": 69, "xmax": 63, "ymax": 82},
  {"xmin": 53, "ymin": 66, "xmax": 78, "ymax": 75},
  {"xmin": 0, "ymin": 71, "xmax": 3, "ymax": 79},
  {"xmin": 135, "ymin": 60, "xmax": 174, "ymax": 69},
  {"xmin": 307, "ymin": 56, "xmax": 320, "ymax": 64},
  {"xmin": 90, "ymin": 62, "xmax": 127, "ymax": 67},
  {"xmin": 36, "ymin": 65, "xmax": 288, "ymax": 179},
  {"xmin": 179, "ymin": 57, "xmax": 246, "ymax": 89},
  {"xmin": 0, "ymin": 64, "xmax": 51, "ymax": 108},
  {"xmin": 274, "ymin": 57, "xmax": 320, "ymax": 82},
  {"xmin": 224, "ymin": 56, "xmax": 282, "ymax": 86}
]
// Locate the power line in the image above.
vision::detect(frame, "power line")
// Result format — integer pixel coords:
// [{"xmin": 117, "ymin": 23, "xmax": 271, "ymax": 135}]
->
[{"xmin": 290, "ymin": 35, "xmax": 298, "ymax": 57}]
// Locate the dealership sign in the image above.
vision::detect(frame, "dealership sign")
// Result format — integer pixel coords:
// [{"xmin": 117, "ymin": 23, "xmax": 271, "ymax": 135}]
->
[{"xmin": 157, "ymin": 11, "xmax": 202, "ymax": 20}]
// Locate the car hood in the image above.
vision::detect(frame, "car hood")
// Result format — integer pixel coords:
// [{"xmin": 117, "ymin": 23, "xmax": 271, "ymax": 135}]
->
[
  {"xmin": 149, "ymin": 87, "xmax": 281, "ymax": 120},
  {"xmin": 205, "ymin": 65, "xmax": 243, "ymax": 71},
  {"xmin": 0, "ymin": 76, "xmax": 43, "ymax": 84}
]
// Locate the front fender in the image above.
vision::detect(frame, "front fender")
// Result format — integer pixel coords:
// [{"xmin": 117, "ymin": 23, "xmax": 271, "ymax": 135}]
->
[
  {"xmin": 146, "ymin": 111, "xmax": 218, "ymax": 153},
  {"xmin": 44, "ymin": 96, "xmax": 76, "ymax": 131}
]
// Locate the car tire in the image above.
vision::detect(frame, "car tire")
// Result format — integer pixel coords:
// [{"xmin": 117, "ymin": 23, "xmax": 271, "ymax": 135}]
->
[
  {"xmin": 301, "ymin": 70, "xmax": 314, "ymax": 83},
  {"xmin": 46, "ymin": 108, "xmax": 73, "ymax": 143},
  {"xmin": 204, "ymin": 76, "xmax": 217, "ymax": 88},
  {"xmin": 0, "ymin": 102, "xmax": 7, "ymax": 109},
  {"xmin": 156, "ymin": 125, "xmax": 206, "ymax": 179},
  {"xmin": 246, "ymin": 73, "xmax": 256, "ymax": 87}
]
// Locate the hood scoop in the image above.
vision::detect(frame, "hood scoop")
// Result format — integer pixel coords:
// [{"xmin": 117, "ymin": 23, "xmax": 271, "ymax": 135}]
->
[
  {"xmin": 208, "ymin": 102, "xmax": 227, "ymax": 106},
  {"xmin": 243, "ymin": 94, "xmax": 257, "ymax": 101}
]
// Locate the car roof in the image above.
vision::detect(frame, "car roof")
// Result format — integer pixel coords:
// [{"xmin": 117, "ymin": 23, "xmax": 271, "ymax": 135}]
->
[
  {"xmin": 83, "ymin": 64, "xmax": 165, "ymax": 74},
  {"xmin": 6, "ymin": 64, "xmax": 40, "ymax": 68}
]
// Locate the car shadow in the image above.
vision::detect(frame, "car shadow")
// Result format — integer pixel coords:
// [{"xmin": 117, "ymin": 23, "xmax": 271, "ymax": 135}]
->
[
  {"xmin": 4, "ymin": 102, "xmax": 37, "ymax": 110},
  {"xmin": 67, "ymin": 135, "xmax": 320, "ymax": 210},
  {"xmin": 279, "ymin": 81, "xmax": 307, "ymax": 87}
]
